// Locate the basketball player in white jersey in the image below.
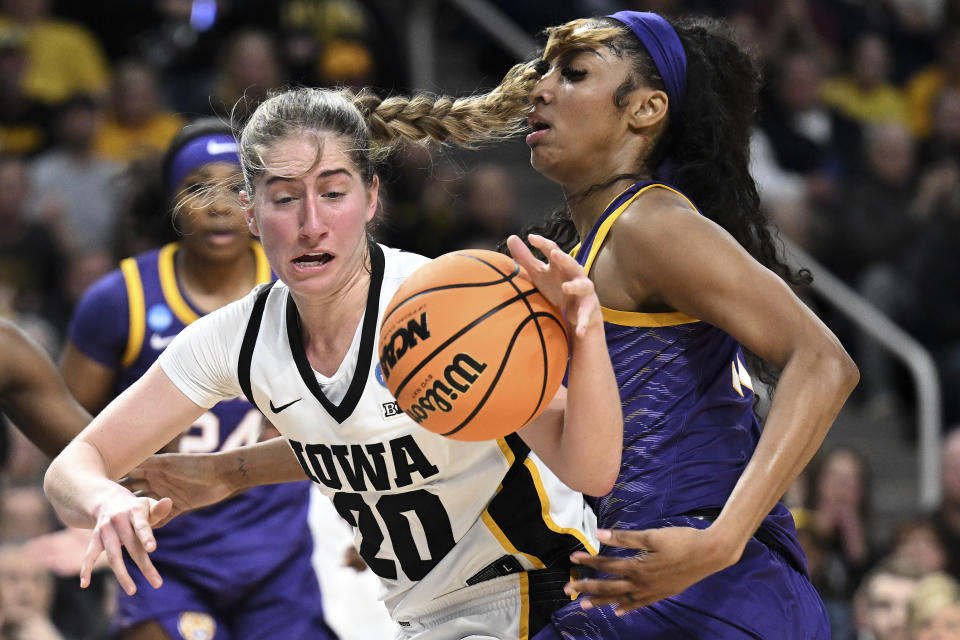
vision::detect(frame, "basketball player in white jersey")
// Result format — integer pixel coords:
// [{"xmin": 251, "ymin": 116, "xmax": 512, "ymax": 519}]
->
[{"xmin": 44, "ymin": 87, "xmax": 623, "ymax": 639}]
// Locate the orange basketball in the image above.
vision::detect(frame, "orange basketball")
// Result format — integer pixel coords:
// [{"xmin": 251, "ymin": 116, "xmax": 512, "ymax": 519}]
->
[{"xmin": 378, "ymin": 249, "xmax": 569, "ymax": 441}]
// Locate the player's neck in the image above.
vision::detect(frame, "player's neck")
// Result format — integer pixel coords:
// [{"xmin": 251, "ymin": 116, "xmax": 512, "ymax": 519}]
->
[
  {"xmin": 290, "ymin": 263, "xmax": 372, "ymax": 378},
  {"xmin": 176, "ymin": 246, "xmax": 258, "ymax": 312},
  {"xmin": 565, "ymin": 177, "xmax": 641, "ymax": 242}
]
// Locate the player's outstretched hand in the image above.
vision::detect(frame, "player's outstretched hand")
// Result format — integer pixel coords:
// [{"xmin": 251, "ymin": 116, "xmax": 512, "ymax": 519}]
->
[
  {"xmin": 507, "ymin": 234, "xmax": 601, "ymax": 339},
  {"xmin": 82, "ymin": 491, "xmax": 172, "ymax": 596},
  {"xmin": 565, "ymin": 526, "xmax": 735, "ymax": 614},
  {"xmin": 121, "ymin": 452, "xmax": 235, "ymax": 527}
]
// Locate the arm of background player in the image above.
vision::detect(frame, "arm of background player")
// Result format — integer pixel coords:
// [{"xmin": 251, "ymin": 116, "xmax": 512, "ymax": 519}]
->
[
  {"xmin": 0, "ymin": 319, "xmax": 91, "ymax": 457},
  {"xmin": 121, "ymin": 437, "xmax": 307, "ymax": 526},
  {"xmin": 59, "ymin": 341, "xmax": 117, "ymax": 415}
]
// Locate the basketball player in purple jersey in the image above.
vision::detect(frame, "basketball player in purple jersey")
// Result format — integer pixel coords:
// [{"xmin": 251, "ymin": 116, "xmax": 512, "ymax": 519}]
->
[
  {"xmin": 59, "ymin": 119, "xmax": 335, "ymax": 640},
  {"xmin": 507, "ymin": 11, "xmax": 859, "ymax": 639}
]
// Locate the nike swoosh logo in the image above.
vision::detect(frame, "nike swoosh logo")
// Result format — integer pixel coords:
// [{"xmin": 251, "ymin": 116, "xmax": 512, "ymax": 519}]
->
[
  {"xmin": 269, "ymin": 398, "xmax": 302, "ymax": 413},
  {"xmin": 206, "ymin": 140, "xmax": 238, "ymax": 155},
  {"xmin": 149, "ymin": 332, "xmax": 177, "ymax": 350}
]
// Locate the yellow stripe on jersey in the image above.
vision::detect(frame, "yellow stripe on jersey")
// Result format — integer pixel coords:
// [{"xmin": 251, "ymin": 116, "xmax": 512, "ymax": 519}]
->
[
  {"xmin": 252, "ymin": 241, "xmax": 271, "ymax": 284},
  {"xmin": 519, "ymin": 571, "xmax": 530, "ymax": 640},
  {"xmin": 159, "ymin": 241, "xmax": 272, "ymax": 326},
  {"xmin": 574, "ymin": 183, "xmax": 701, "ymax": 329},
  {"xmin": 158, "ymin": 243, "xmax": 199, "ymax": 325},
  {"xmin": 485, "ymin": 437, "xmax": 546, "ymax": 569},
  {"xmin": 600, "ymin": 306, "xmax": 698, "ymax": 327},
  {"xmin": 119, "ymin": 258, "xmax": 145, "ymax": 367},
  {"xmin": 522, "ymin": 458, "xmax": 598, "ymax": 556}
]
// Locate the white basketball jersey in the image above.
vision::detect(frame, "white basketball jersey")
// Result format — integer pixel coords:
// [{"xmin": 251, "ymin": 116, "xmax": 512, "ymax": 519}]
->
[{"xmin": 210, "ymin": 244, "xmax": 596, "ymax": 622}]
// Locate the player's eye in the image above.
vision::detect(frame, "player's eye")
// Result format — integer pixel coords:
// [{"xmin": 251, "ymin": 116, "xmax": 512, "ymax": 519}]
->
[{"xmin": 560, "ymin": 66, "xmax": 587, "ymax": 81}]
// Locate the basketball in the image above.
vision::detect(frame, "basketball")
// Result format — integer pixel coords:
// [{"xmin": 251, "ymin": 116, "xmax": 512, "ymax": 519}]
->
[{"xmin": 378, "ymin": 249, "xmax": 569, "ymax": 441}]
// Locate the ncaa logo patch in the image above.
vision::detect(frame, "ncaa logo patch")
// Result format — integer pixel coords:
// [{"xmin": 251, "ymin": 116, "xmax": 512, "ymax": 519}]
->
[
  {"xmin": 147, "ymin": 304, "xmax": 174, "ymax": 331},
  {"xmin": 375, "ymin": 362, "xmax": 387, "ymax": 388},
  {"xmin": 177, "ymin": 611, "xmax": 215, "ymax": 640}
]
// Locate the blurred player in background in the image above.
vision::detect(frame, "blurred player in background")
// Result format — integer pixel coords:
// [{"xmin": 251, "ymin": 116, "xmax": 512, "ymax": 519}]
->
[{"xmin": 57, "ymin": 118, "xmax": 335, "ymax": 640}]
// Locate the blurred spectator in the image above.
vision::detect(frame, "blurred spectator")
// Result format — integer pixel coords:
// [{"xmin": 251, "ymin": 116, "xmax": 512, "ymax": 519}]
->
[
  {"xmin": 851, "ymin": 558, "xmax": 923, "ymax": 640},
  {"xmin": 93, "ymin": 59, "xmax": 183, "ymax": 163},
  {"xmin": 814, "ymin": 122, "xmax": 921, "ymax": 413},
  {"xmin": 0, "ymin": 543, "xmax": 63, "ymax": 640},
  {"xmin": 909, "ymin": 573, "xmax": 960, "ymax": 640},
  {"xmin": 27, "ymin": 93, "xmax": 121, "ymax": 256},
  {"xmin": 905, "ymin": 27, "xmax": 960, "ymax": 139},
  {"xmin": 821, "ymin": 32, "xmax": 908, "ymax": 127},
  {"xmin": 806, "ymin": 445, "xmax": 876, "ymax": 638},
  {"xmin": 0, "ymin": 0, "xmax": 108, "ymax": 105},
  {"xmin": 905, "ymin": 161, "xmax": 960, "ymax": 425},
  {"xmin": 0, "ymin": 485, "xmax": 54, "ymax": 542},
  {"xmin": 379, "ymin": 144, "xmax": 462, "ymax": 257},
  {"xmin": 210, "ymin": 29, "xmax": 284, "ymax": 121},
  {"xmin": 917, "ymin": 87, "xmax": 960, "ymax": 168},
  {"xmin": 1, "ymin": 425, "xmax": 47, "ymax": 486},
  {"xmin": 756, "ymin": 49, "xmax": 862, "ymax": 206},
  {"xmin": 933, "ymin": 429, "xmax": 960, "ymax": 580},
  {"xmin": 279, "ymin": 0, "xmax": 376, "ymax": 88},
  {"xmin": 887, "ymin": 516, "xmax": 949, "ymax": 575},
  {"xmin": 454, "ymin": 163, "xmax": 520, "ymax": 249},
  {"xmin": 0, "ymin": 154, "xmax": 65, "ymax": 325},
  {"xmin": 0, "ymin": 24, "xmax": 51, "ymax": 156}
]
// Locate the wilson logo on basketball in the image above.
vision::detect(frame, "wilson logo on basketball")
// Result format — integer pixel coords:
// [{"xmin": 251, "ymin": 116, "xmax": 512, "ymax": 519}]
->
[
  {"xmin": 380, "ymin": 311, "xmax": 430, "ymax": 377},
  {"xmin": 404, "ymin": 353, "xmax": 487, "ymax": 424}
]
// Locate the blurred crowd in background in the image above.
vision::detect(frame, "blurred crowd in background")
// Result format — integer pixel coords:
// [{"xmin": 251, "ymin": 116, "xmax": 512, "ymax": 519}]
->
[{"xmin": 3, "ymin": 0, "xmax": 960, "ymax": 638}]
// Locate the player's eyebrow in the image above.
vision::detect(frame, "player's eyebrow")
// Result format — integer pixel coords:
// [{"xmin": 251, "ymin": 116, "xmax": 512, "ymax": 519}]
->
[{"xmin": 264, "ymin": 167, "xmax": 353, "ymax": 186}]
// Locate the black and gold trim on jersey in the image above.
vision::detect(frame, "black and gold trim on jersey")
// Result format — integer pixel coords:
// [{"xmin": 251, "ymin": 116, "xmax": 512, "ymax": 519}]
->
[
  {"xmin": 483, "ymin": 434, "xmax": 596, "ymax": 568},
  {"xmin": 286, "ymin": 242, "xmax": 384, "ymax": 423}
]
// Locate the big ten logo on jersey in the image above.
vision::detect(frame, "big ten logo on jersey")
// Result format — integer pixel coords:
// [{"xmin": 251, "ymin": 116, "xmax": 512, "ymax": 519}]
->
[
  {"xmin": 404, "ymin": 353, "xmax": 486, "ymax": 425},
  {"xmin": 375, "ymin": 363, "xmax": 404, "ymax": 420},
  {"xmin": 379, "ymin": 307, "xmax": 429, "ymax": 378},
  {"xmin": 288, "ymin": 434, "xmax": 454, "ymax": 581},
  {"xmin": 179, "ymin": 406, "xmax": 264, "ymax": 453}
]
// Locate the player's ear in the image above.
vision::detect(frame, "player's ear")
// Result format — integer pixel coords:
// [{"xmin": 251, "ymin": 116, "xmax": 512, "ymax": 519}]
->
[
  {"xmin": 628, "ymin": 88, "xmax": 668, "ymax": 129},
  {"xmin": 365, "ymin": 175, "xmax": 380, "ymax": 223},
  {"xmin": 241, "ymin": 190, "xmax": 260, "ymax": 236}
]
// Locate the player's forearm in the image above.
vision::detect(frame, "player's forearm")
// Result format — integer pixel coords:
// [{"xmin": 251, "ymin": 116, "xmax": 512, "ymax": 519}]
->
[
  {"xmin": 711, "ymin": 336, "xmax": 859, "ymax": 563},
  {"xmin": 212, "ymin": 437, "xmax": 306, "ymax": 492},
  {"xmin": 560, "ymin": 322, "xmax": 622, "ymax": 496},
  {"xmin": 44, "ymin": 440, "xmax": 132, "ymax": 528}
]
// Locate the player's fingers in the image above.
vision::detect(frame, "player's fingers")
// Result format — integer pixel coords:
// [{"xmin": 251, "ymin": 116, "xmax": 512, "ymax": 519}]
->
[
  {"xmin": 115, "ymin": 517, "xmax": 163, "ymax": 590},
  {"xmin": 130, "ymin": 500, "xmax": 158, "ymax": 552},
  {"xmin": 597, "ymin": 527, "xmax": 656, "ymax": 551},
  {"xmin": 507, "ymin": 235, "xmax": 543, "ymax": 274},
  {"xmin": 79, "ymin": 534, "xmax": 104, "ymax": 589},
  {"xmin": 148, "ymin": 497, "xmax": 173, "ymax": 527},
  {"xmin": 569, "ymin": 551, "xmax": 646, "ymax": 579},
  {"xmin": 98, "ymin": 524, "xmax": 138, "ymax": 595},
  {"xmin": 527, "ymin": 233, "xmax": 561, "ymax": 259}
]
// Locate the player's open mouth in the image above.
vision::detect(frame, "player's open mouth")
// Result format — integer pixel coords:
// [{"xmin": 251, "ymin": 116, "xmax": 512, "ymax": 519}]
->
[
  {"xmin": 526, "ymin": 116, "xmax": 551, "ymax": 145},
  {"xmin": 293, "ymin": 252, "xmax": 333, "ymax": 267}
]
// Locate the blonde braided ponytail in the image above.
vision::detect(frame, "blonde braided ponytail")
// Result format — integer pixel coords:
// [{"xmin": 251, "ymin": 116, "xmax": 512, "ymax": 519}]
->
[{"xmin": 347, "ymin": 60, "xmax": 540, "ymax": 148}]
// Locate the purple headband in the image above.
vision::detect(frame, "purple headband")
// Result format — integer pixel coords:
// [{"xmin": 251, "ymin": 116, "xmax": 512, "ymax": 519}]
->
[
  {"xmin": 608, "ymin": 11, "xmax": 687, "ymax": 114},
  {"xmin": 167, "ymin": 133, "xmax": 240, "ymax": 193}
]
